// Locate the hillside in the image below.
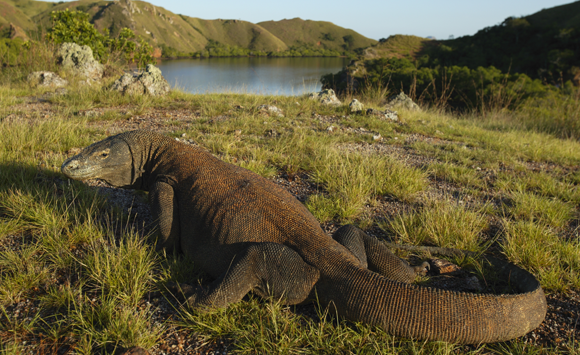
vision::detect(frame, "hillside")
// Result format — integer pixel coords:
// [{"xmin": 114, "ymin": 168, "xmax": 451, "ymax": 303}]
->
[
  {"xmin": 525, "ymin": 1, "xmax": 580, "ymax": 29},
  {"xmin": 360, "ymin": 34, "xmax": 432, "ymax": 60},
  {"xmin": 3, "ymin": 0, "xmax": 373, "ymax": 56},
  {"xmin": 0, "ymin": 1, "xmax": 35, "ymax": 37},
  {"xmin": 3, "ymin": 0, "xmax": 53, "ymax": 17},
  {"xmin": 258, "ymin": 18, "xmax": 376, "ymax": 51},
  {"xmin": 345, "ymin": 1, "xmax": 580, "ymax": 83},
  {"xmin": 181, "ymin": 17, "xmax": 288, "ymax": 52}
]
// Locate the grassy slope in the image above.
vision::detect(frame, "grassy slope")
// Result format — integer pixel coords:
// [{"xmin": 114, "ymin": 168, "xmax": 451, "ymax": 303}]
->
[
  {"xmin": 362, "ymin": 34, "xmax": 432, "ymax": 59},
  {"xmin": 182, "ymin": 17, "xmax": 288, "ymax": 52},
  {"xmin": 258, "ymin": 17, "xmax": 377, "ymax": 51},
  {"xmin": 3, "ymin": 0, "xmax": 53, "ymax": 17},
  {"xmin": 0, "ymin": 1, "xmax": 36, "ymax": 32}
]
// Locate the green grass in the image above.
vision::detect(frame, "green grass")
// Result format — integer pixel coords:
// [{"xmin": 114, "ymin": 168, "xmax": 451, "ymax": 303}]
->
[
  {"xmin": 0, "ymin": 69, "xmax": 579, "ymax": 353},
  {"xmin": 381, "ymin": 198, "xmax": 489, "ymax": 252},
  {"xmin": 502, "ymin": 220, "xmax": 580, "ymax": 292}
]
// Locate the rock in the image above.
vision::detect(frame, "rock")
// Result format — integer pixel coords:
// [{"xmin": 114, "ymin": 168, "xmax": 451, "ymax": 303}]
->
[
  {"xmin": 385, "ymin": 92, "xmax": 421, "ymax": 111},
  {"xmin": 384, "ymin": 109, "xmax": 398, "ymax": 121},
  {"xmin": 27, "ymin": 71, "xmax": 68, "ymax": 88},
  {"xmin": 56, "ymin": 43, "xmax": 104, "ymax": 80},
  {"xmin": 266, "ymin": 129, "xmax": 279, "ymax": 137},
  {"xmin": 348, "ymin": 99, "xmax": 364, "ymax": 113},
  {"xmin": 110, "ymin": 64, "xmax": 170, "ymax": 96},
  {"xmin": 326, "ymin": 125, "xmax": 335, "ymax": 133},
  {"xmin": 115, "ymin": 0, "xmax": 142, "ymax": 14},
  {"xmin": 366, "ymin": 108, "xmax": 398, "ymax": 121},
  {"xmin": 257, "ymin": 105, "xmax": 284, "ymax": 117},
  {"xmin": 79, "ymin": 110, "xmax": 102, "ymax": 118},
  {"xmin": 308, "ymin": 89, "xmax": 342, "ymax": 106},
  {"xmin": 372, "ymin": 134, "xmax": 382, "ymax": 141},
  {"xmin": 429, "ymin": 258, "xmax": 462, "ymax": 275}
]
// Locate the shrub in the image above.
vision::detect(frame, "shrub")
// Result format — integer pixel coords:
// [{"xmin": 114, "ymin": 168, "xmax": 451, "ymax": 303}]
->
[{"xmin": 46, "ymin": 9, "xmax": 154, "ymax": 68}]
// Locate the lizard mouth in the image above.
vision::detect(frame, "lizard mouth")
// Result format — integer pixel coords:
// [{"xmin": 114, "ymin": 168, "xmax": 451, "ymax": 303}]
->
[{"xmin": 61, "ymin": 157, "xmax": 101, "ymax": 180}]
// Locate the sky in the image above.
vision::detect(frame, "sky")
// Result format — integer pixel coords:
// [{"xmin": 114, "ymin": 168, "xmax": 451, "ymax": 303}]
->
[{"xmin": 49, "ymin": 0, "xmax": 577, "ymax": 40}]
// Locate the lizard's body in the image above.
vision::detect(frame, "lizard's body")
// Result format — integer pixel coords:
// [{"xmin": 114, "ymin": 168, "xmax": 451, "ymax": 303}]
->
[{"xmin": 61, "ymin": 130, "xmax": 546, "ymax": 344}]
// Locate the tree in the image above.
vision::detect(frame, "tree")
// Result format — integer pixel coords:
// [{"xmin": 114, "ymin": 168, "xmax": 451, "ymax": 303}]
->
[{"xmin": 343, "ymin": 34, "xmax": 355, "ymax": 49}]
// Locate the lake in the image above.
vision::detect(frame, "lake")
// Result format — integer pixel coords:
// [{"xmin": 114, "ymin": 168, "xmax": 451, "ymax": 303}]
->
[{"xmin": 156, "ymin": 57, "xmax": 347, "ymax": 96}]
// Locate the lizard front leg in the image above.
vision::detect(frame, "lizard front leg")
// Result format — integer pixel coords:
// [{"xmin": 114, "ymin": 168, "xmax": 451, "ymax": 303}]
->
[
  {"xmin": 150, "ymin": 180, "xmax": 181, "ymax": 253},
  {"xmin": 182, "ymin": 243, "xmax": 320, "ymax": 309}
]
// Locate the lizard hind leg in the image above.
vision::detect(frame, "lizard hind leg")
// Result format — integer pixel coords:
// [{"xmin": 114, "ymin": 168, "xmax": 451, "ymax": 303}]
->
[
  {"xmin": 333, "ymin": 225, "xmax": 428, "ymax": 283},
  {"xmin": 186, "ymin": 243, "xmax": 320, "ymax": 309}
]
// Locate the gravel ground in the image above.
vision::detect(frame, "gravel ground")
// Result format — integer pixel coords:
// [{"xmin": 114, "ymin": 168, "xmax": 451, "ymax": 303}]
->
[{"xmin": 1, "ymin": 102, "xmax": 579, "ymax": 353}]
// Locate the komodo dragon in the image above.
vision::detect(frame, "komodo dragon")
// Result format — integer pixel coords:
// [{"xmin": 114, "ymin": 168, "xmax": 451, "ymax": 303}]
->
[{"xmin": 61, "ymin": 130, "xmax": 546, "ymax": 344}]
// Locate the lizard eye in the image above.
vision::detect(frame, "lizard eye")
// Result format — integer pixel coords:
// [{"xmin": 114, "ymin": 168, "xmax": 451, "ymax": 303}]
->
[{"xmin": 99, "ymin": 150, "xmax": 110, "ymax": 158}]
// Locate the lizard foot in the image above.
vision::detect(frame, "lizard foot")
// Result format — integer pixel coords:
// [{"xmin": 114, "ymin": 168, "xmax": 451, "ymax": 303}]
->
[
  {"xmin": 413, "ymin": 261, "xmax": 430, "ymax": 276},
  {"xmin": 164, "ymin": 281, "xmax": 199, "ymax": 300}
]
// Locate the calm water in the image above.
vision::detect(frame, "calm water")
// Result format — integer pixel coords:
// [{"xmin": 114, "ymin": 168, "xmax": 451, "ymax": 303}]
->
[{"xmin": 156, "ymin": 57, "xmax": 347, "ymax": 96}]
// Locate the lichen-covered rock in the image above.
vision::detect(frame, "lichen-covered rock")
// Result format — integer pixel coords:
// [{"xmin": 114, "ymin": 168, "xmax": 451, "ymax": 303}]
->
[
  {"xmin": 308, "ymin": 89, "xmax": 342, "ymax": 106},
  {"xmin": 27, "ymin": 71, "xmax": 68, "ymax": 88},
  {"xmin": 257, "ymin": 105, "xmax": 284, "ymax": 117},
  {"xmin": 384, "ymin": 109, "xmax": 398, "ymax": 121},
  {"xmin": 348, "ymin": 99, "xmax": 364, "ymax": 113},
  {"xmin": 56, "ymin": 43, "xmax": 103, "ymax": 80},
  {"xmin": 385, "ymin": 92, "xmax": 421, "ymax": 111},
  {"xmin": 366, "ymin": 108, "xmax": 398, "ymax": 121},
  {"xmin": 110, "ymin": 64, "xmax": 170, "ymax": 96}
]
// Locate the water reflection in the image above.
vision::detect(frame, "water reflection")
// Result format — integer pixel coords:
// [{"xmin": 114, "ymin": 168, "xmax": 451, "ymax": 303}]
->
[{"xmin": 156, "ymin": 57, "xmax": 347, "ymax": 96}]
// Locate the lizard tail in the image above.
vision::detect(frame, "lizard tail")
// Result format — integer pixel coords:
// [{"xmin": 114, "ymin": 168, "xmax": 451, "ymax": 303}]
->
[{"xmin": 316, "ymin": 256, "xmax": 546, "ymax": 344}]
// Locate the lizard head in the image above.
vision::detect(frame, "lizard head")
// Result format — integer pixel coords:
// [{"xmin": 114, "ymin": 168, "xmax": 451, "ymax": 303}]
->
[{"xmin": 61, "ymin": 134, "xmax": 136, "ymax": 188}]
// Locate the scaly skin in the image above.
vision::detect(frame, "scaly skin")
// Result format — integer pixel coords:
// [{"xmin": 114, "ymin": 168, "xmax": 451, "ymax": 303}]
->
[{"xmin": 61, "ymin": 130, "xmax": 547, "ymax": 344}]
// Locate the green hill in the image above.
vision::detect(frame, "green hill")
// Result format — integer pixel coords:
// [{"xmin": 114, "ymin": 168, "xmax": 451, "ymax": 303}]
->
[
  {"xmin": 31, "ymin": 0, "xmax": 208, "ymax": 53},
  {"xmin": 342, "ymin": 1, "xmax": 580, "ymax": 85},
  {"xmin": 3, "ymin": 0, "xmax": 373, "ymax": 57},
  {"xmin": 360, "ymin": 35, "xmax": 432, "ymax": 60},
  {"xmin": 525, "ymin": 1, "xmax": 580, "ymax": 29},
  {"xmin": 3, "ymin": 0, "xmax": 53, "ymax": 18},
  {"xmin": 181, "ymin": 17, "xmax": 288, "ymax": 52},
  {"xmin": 258, "ymin": 18, "xmax": 376, "ymax": 52},
  {"xmin": 0, "ymin": 1, "xmax": 36, "ymax": 36}
]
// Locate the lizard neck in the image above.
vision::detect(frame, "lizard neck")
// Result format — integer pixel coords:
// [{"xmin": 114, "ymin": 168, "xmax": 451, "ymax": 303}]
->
[{"xmin": 121, "ymin": 131, "xmax": 177, "ymax": 191}]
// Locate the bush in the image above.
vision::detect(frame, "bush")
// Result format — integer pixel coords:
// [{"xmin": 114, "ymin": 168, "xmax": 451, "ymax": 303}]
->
[
  {"xmin": 322, "ymin": 57, "xmax": 553, "ymax": 111},
  {"xmin": 46, "ymin": 9, "xmax": 154, "ymax": 68}
]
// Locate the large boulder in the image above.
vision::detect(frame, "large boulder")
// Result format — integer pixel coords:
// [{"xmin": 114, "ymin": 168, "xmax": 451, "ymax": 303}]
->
[
  {"xmin": 110, "ymin": 64, "xmax": 170, "ymax": 96},
  {"xmin": 27, "ymin": 71, "xmax": 68, "ymax": 88},
  {"xmin": 385, "ymin": 92, "xmax": 421, "ymax": 111},
  {"xmin": 308, "ymin": 89, "xmax": 342, "ymax": 106},
  {"xmin": 57, "ymin": 43, "xmax": 104, "ymax": 80}
]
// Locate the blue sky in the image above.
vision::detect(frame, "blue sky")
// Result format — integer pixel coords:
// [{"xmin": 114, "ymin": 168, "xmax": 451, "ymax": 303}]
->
[{"xmin": 49, "ymin": 0, "xmax": 576, "ymax": 40}]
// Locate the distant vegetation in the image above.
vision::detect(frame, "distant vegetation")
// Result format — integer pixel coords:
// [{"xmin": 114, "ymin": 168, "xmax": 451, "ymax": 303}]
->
[{"xmin": 323, "ymin": 2, "xmax": 580, "ymax": 116}]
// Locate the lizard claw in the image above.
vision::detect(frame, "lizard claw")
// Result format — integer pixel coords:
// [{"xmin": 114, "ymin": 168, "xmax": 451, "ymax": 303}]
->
[
  {"xmin": 413, "ymin": 261, "xmax": 430, "ymax": 276},
  {"xmin": 164, "ymin": 281, "xmax": 198, "ymax": 300}
]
